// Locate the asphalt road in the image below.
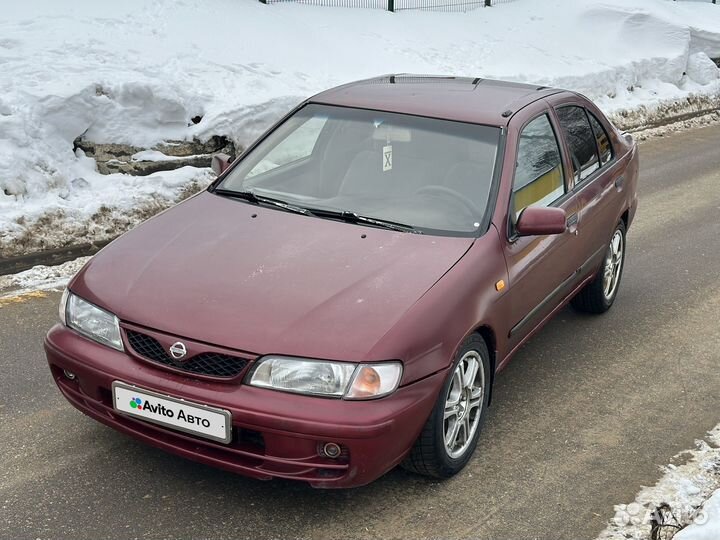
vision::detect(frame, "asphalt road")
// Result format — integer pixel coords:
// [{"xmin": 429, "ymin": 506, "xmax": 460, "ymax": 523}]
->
[{"xmin": 2, "ymin": 124, "xmax": 720, "ymax": 540}]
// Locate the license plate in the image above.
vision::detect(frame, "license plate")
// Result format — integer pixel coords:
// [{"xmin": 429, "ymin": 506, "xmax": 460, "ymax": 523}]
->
[{"xmin": 112, "ymin": 381, "xmax": 232, "ymax": 444}]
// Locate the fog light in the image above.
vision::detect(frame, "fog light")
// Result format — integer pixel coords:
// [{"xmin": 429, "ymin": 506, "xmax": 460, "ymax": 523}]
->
[
  {"xmin": 322, "ymin": 442, "xmax": 342, "ymax": 459},
  {"xmin": 63, "ymin": 369, "xmax": 76, "ymax": 381}
]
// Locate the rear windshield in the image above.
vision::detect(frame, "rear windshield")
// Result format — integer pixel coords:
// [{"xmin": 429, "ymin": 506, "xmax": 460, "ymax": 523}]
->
[{"xmin": 219, "ymin": 104, "xmax": 501, "ymax": 235}]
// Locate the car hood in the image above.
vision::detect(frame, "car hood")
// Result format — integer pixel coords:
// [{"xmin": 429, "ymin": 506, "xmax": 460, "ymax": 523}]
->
[{"xmin": 73, "ymin": 192, "xmax": 474, "ymax": 360}]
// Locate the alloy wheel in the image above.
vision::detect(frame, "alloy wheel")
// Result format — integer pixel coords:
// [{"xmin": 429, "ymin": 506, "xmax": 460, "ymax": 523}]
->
[
  {"xmin": 603, "ymin": 229, "xmax": 624, "ymax": 300},
  {"xmin": 443, "ymin": 350, "xmax": 485, "ymax": 459}
]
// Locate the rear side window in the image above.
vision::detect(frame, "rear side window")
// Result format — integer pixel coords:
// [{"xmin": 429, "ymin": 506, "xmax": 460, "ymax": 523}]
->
[
  {"xmin": 556, "ymin": 106, "xmax": 599, "ymax": 182},
  {"xmin": 588, "ymin": 112, "xmax": 613, "ymax": 166},
  {"xmin": 512, "ymin": 114, "xmax": 565, "ymax": 219}
]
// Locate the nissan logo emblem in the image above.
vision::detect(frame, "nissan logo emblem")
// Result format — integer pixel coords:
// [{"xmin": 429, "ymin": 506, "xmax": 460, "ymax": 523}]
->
[{"xmin": 169, "ymin": 342, "xmax": 187, "ymax": 360}]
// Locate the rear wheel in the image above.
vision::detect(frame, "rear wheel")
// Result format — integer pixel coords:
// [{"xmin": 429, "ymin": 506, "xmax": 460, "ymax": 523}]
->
[
  {"xmin": 401, "ymin": 335, "xmax": 491, "ymax": 478},
  {"xmin": 571, "ymin": 220, "xmax": 626, "ymax": 314}
]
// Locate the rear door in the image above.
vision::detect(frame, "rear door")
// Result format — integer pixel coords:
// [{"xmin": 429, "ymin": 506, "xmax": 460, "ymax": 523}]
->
[{"xmin": 551, "ymin": 99, "xmax": 623, "ymax": 279}]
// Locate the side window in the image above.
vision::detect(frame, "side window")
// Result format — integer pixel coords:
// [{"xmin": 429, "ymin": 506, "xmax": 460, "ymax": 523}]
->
[
  {"xmin": 247, "ymin": 115, "xmax": 327, "ymax": 179},
  {"xmin": 513, "ymin": 114, "xmax": 565, "ymax": 219},
  {"xmin": 556, "ymin": 106, "xmax": 599, "ymax": 182},
  {"xmin": 588, "ymin": 111, "xmax": 613, "ymax": 166}
]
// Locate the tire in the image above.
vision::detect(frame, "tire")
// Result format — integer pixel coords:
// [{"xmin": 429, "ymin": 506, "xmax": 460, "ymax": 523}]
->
[
  {"xmin": 401, "ymin": 334, "xmax": 491, "ymax": 478},
  {"xmin": 571, "ymin": 220, "xmax": 626, "ymax": 314}
]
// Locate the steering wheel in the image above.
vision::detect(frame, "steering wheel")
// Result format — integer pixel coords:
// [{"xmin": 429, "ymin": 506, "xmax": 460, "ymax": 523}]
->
[{"xmin": 415, "ymin": 185, "xmax": 480, "ymax": 216}]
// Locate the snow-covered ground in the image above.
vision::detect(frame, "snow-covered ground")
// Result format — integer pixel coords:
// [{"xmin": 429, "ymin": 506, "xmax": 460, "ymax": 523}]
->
[
  {"xmin": 1, "ymin": 0, "xmax": 719, "ymax": 256},
  {"xmin": 0, "ymin": 256, "xmax": 89, "ymax": 296},
  {"xmin": 676, "ymin": 489, "xmax": 720, "ymax": 540},
  {"xmin": 599, "ymin": 424, "xmax": 720, "ymax": 540}
]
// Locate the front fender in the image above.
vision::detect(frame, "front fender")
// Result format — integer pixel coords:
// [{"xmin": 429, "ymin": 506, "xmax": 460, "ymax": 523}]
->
[{"xmin": 368, "ymin": 228, "xmax": 510, "ymax": 386}]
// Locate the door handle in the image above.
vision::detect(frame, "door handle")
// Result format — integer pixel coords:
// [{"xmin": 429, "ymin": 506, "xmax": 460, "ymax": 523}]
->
[
  {"xmin": 566, "ymin": 213, "xmax": 579, "ymax": 235},
  {"xmin": 615, "ymin": 176, "xmax": 625, "ymax": 189}
]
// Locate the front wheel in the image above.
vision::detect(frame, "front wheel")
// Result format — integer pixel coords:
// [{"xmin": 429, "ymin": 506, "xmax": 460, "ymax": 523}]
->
[
  {"xmin": 401, "ymin": 335, "xmax": 491, "ymax": 478},
  {"xmin": 571, "ymin": 220, "xmax": 626, "ymax": 314}
]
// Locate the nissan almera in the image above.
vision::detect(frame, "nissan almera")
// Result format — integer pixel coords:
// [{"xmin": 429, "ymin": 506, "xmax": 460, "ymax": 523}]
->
[{"xmin": 45, "ymin": 75, "xmax": 638, "ymax": 487}]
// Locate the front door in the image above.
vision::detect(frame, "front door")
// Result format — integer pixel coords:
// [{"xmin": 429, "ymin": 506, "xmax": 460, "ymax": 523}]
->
[{"xmin": 503, "ymin": 111, "xmax": 581, "ymax": 349}]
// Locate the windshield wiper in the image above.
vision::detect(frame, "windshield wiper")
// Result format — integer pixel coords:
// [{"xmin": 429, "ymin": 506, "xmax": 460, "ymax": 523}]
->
[
  {"xmin": 305, "ymin": 208, "xmax": 421, "ymax": 234},
  {"xmin": 214, "ymin": 189, "xmax": 419, "ymax": 233},
  {"xmin": 214, "ymin": 189, "xmax": 311, "ymax": 216}
]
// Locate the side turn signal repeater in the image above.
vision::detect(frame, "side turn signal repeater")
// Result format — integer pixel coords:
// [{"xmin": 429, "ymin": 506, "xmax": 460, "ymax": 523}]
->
[{"xmin": 495, "ymin": 280, "xmax": 505, "ymax": 292}]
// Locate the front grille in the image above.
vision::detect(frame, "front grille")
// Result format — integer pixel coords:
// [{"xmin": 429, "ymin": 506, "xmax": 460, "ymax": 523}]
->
[{"xmin": 126, "ymin": 330, "xmax": 248, "ymax": 378}]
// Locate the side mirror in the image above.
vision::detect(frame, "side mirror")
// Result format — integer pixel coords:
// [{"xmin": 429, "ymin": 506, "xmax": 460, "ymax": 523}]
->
[
  {"xmin": 516, "ymin": 206, "xmax": 567, "ymax": 236},
  {"xmin": 211, "ymin": 153, "xmax": 232, "ymax": 176}
]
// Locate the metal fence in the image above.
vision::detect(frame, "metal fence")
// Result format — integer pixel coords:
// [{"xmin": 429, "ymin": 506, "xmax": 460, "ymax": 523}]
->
[
  {"xmin": 260, "ymin": 0, "xmax": 714, "ymax": 9},
  {"xmin": 259, "ymin": 0, "xmax": 516, "ymax": 12}
]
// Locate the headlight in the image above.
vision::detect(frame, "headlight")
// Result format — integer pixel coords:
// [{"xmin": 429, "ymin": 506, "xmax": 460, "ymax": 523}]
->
[
  {"xmin": 247, "ymin": 356, "xmax": 402, "ymax": 400},
  {"xmin": 61, "ymin": 290, "xmax": 124, "ymax": 351}
]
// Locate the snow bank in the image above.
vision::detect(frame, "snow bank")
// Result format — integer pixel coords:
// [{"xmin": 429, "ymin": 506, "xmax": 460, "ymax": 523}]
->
[
  {"xmin": 675, "ymin": 489, "xmax": 720, "ymax": 540},
  {"xmin": 1, "ymin": 0, "xmax": 719, "ymax": 255}
]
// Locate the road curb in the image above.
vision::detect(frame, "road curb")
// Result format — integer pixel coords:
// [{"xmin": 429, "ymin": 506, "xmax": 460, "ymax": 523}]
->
[
  {"xmin": 0, "ymin": 240, "xmax": 113, "ymax": 277},
  {"xmin": 619, "ymin": 106, "xmax": 720, "ymax": 134}
]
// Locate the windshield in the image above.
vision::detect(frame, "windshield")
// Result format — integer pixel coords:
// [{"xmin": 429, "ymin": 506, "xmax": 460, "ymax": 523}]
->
[{"xmin": 218, "ymin": 104, "xmax": 501, "ymax": 235}]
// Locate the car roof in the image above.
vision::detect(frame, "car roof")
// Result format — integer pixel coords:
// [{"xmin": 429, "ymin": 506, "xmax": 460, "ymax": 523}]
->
[{"xmin": 308, "ymin": 74, "xmax": 564, "ymax": 127}]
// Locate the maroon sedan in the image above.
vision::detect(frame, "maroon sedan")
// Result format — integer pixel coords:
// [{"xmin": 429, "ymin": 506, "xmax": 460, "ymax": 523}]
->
[{"xmin": 45, "ymin": 75, "xmax": 638, "ymax": 488}]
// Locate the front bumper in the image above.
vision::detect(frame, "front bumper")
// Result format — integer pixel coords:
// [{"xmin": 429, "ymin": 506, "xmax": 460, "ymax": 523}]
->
[{"xmin": 44, "ymin": 324, "xmax": 444, "ymax": 488}]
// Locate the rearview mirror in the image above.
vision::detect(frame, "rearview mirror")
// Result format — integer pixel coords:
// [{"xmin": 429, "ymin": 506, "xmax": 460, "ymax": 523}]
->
[
  {"xmin": 211, "ymin": 153, "xmax": 232, "ymax": 176},
  {"xmin": 516, "ymin": 206, "xmax": 567, "ymax": 236}
]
